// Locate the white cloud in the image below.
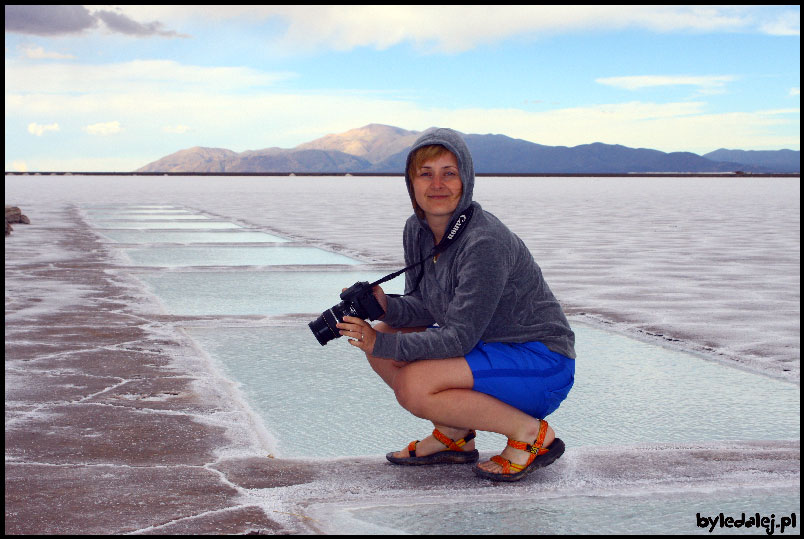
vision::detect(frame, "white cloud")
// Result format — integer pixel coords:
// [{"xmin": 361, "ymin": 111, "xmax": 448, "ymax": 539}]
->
[
  {"xmin": 596, "ymin": 75, "xmax": 736, "ymax": 94},
  {"xmin": 27, "ymin": 122, "xmax": 59, "ymax": 136},
  {"xmin": 759, "ymin": 9, "xmax": 801, "ymax": 36},
  {"xmin": 5, "ymin": 59, "xmax": 295, "ymax": 95},
  {"xmin": 791, "ymin": 87, "xmax": 800, "ymax": 96},
  {"xmin": 84, "ymin": 121, "xmax": 122, "ymax": 136},
  {"xmin": 139, "ymin": 5, "xmax": 798, "ymax": 53},
  {"xmin": 19, "ymin": 44, "xmax": 75, "ymax": 60},
  {"xmin": 162, "ymin": 125, "xmax": 191, "ymax": 134},
  {"xmin": 11, "ymin": 161, "xmax": 28, "ymax": 172}
]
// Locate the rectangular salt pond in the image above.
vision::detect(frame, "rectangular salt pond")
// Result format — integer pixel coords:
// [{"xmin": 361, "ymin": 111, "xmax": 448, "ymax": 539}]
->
[
  {"xmin": 121, "ymin": 245, "xmax": 360, "ymax": 266},
  {"xmin": 91, "ymin": 220, "xmax": 243, "ymax": 229},
  {"xmin": 96, "ymin": 229, "xmax": 289, "ymax": 244},
  {"xmin": 185, "ymin": 323, "xmax": 799, "ymax": 459},
  {"xmin": 84, "ymin": 209, "xmax": 199, "ymax": 216},
  {"xmin": 138, "ymin": 270, "xmax": 404, "ymax": 315},
  {"xmin": 89, "ymin": 214, "xmax": 212, "ymax": 220}
]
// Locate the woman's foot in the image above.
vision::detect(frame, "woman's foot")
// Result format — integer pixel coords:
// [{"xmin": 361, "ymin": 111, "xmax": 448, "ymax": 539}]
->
[
  {"xmin": 386, "ymin": 427, "xmax": 479, "ymax": 465},
  {"xmin": 475, "ymin": 420, "xmax": 556, "ymax": 475}
]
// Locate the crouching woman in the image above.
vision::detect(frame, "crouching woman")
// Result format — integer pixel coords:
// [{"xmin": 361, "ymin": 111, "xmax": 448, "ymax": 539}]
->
[{"xmin": 337, "ymin": 128, "xmax": 575, "ymax": 482}]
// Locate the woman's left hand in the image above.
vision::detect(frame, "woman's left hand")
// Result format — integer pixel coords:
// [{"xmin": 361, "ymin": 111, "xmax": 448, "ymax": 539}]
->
[{"xmin": 337, "ymin": 316, "xmax": 376, "ymax": 354}]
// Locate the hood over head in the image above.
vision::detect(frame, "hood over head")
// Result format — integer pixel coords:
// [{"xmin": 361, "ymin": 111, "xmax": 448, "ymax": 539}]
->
[{"xmin": 404, "ymin": 127, "xmax": 475, "ymax": 229}]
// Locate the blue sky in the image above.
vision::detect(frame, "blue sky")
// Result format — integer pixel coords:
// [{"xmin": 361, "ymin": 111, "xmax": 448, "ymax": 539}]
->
[{"xmin": 4, "ymin": 5, "xmax": 800, "ymax": 171}]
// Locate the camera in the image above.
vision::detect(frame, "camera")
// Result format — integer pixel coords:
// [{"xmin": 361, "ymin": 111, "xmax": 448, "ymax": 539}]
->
[{"xmin": 309, "ymin": 281, "xmax": 385, "ymax": 346}]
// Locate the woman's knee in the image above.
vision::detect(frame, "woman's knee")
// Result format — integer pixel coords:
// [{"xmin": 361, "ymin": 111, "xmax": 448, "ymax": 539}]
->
[{"xmin": 392, "ymin": 366, "xmax": 424, "ymax": 416}]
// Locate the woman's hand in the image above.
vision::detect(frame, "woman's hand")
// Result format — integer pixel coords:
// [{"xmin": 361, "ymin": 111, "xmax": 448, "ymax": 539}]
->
[{"xmin": 337, "ymin": 316, "xmax": 376, "ymax": 354}]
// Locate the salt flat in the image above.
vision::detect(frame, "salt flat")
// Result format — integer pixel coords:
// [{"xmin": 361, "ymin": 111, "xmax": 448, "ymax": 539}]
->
[{"xmin": 5, "ymin": 174, "xmax": 800, "ymax": 534}]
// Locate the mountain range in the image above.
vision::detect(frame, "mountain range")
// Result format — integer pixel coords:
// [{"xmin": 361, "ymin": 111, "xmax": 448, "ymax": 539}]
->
[{"xmin": 136, "ymin": 124, "xmax": 800, "ymax": 174}]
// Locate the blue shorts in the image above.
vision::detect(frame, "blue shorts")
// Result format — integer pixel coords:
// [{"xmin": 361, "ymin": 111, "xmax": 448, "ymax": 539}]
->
[{"xmin": 465, "ymin": 340, "xmax": 575, "ymax": 419}]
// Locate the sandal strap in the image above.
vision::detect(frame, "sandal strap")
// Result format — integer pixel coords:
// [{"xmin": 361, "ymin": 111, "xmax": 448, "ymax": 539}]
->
[
  {"xmin": 490, "ymin": 454, "xmax": 528, "ymax": 474},
  {"xmin": 432, "ymin": 428, "xmax": 476, "ymax": 452},
  {"xmin": 407, "ymin": 439, "xmax": 419, "ymax": 458},
  {"xmin": 506, "ymin": 420, "xmax": 550, "ymax": 456}
]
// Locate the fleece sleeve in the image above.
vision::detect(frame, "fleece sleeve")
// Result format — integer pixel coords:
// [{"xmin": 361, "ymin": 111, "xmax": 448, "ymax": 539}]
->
[{"xmin": 372, "ymin": 234, "xmax": 511, "ymax": 361}]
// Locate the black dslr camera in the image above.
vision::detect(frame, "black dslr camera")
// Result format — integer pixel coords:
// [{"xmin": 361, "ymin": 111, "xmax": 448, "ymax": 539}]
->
[{"xmin": 309, "ymin": 281, "xmax": 384, "ymax": 346}]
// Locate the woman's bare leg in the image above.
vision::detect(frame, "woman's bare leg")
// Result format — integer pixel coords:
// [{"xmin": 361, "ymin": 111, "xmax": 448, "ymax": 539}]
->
[
  {"xmin": 391, "ymin": 358, "xmax": 555, "ymax": 472},
  {"xmin": 364, "ymin": 322, "xmax": 426, "ymax": 388},
  {"xmin": 366, "ymin": 323, "xmax": 477, "ymax": 456}
]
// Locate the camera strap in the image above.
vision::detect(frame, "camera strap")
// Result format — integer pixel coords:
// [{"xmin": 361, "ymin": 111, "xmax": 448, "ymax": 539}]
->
[{"xmin": 369, "ymin": 204, "xmax": 475, "ymax": 293}]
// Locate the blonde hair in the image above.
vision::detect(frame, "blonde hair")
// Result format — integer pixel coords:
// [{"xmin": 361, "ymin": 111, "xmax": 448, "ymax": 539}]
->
[{"xmin": 407, "ymin": 144, "xmax": 453, "ymax": 180}]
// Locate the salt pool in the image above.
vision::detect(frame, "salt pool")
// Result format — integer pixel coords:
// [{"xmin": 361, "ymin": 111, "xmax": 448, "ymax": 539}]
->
[
  {"xmin": 137, "ymin": 270, "xmax": 404, "ymax": 315},
  {"xmin": 120, "ymin": 245, "xmax": 361, "ymax": 267},
  {"xmin": 90, "ymin": 220, "xmax": 243, "ymax": 229},
  {"xmin": 185, "ymin": 323, "xmax": 799, "ymax": 458},
  {"xmin": 95, "ymin": 229, "xmax": 289, "ymax": 244}
]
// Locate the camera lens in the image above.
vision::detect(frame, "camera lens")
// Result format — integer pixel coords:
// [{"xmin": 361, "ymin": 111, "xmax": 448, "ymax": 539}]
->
[
  {"xmin": 309, "ymin": 308, "xmax": 340, "ymax": 346},
  {"xmin": 309, "ymin": 300, "xmax": 360, "ymax": 346}
]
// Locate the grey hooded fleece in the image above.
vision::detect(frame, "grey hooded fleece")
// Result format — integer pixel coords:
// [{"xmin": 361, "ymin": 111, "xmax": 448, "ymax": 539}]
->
[{"xmin": 371, "ymin": 128, "xmax": 576, "ymax": 362}]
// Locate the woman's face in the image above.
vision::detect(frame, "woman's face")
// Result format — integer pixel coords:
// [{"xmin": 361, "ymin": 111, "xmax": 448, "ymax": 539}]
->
[{"xmin": 411, "ymin": 151, "xmax": 463, "ymax": 224}]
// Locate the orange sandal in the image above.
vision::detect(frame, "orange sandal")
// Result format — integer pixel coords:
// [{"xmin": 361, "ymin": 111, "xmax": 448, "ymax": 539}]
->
[
  {"xmin": 474, "ymin": 420, "xmax": 565, "ymax": 482},
  {"xmin": 386, "ymin": 428, "xmax": 479, "ymax": 465}
]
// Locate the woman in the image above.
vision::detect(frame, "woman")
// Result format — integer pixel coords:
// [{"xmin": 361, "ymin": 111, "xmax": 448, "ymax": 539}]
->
[{"xmin": 336, "ymin": 128, "xmax": 575, "ymax": 482}]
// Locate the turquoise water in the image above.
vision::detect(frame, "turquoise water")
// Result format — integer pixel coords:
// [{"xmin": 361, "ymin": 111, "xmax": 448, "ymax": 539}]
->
[
  {"xmin": 96, "ymin": 229, "xmax": 289, "ymax": 244},
  {"xmin": 92, "ymin": 220, "xmax": 242, "ymax": 229},
  {"xmin": 121, "ymin": 245, "xmax": 361, "ymax": 266},
  {"xmin": 139, "ymin": 270, "xmax": 404, "ymax": 315},
  {"xmin": 185, "ymin": 323, "xmax": 799, "ymax": 457}
]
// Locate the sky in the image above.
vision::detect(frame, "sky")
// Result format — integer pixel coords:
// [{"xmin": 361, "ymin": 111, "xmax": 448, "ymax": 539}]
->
[{"xmin": 4, "ymin": 5, "xmax": 801, "ymax": 172}]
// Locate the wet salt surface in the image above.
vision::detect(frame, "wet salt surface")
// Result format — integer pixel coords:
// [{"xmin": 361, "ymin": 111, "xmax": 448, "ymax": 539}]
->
[
  {"xmin": 347, "ymin": 489, "xmax": 801, "ymax": 535},
  {"xmin": 5, "ymin": 175, "xmax": 800, "ymax": 534}
]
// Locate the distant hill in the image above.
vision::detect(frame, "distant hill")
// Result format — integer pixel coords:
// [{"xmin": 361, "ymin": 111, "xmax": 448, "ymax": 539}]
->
[
  {"xmin": 136, "ymin": 124, "xmax": 800, "ymax": 174},
  {"xmin": 703, "ymin": 148, "xmax": 800, "ymax": 173},
  {"xmin": 294, "ymin": 124, "xmax": 420, "ymax": 164}
]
